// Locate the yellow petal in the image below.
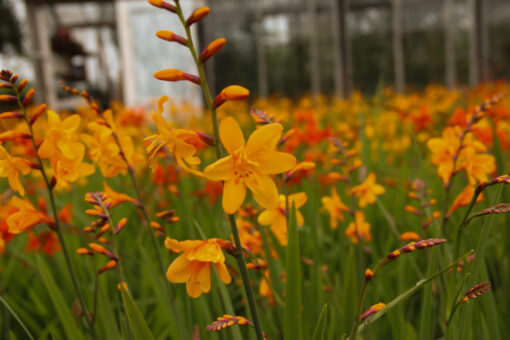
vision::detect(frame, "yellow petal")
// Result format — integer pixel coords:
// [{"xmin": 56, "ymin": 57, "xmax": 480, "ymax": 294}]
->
[
  {"xmin": 220, "ymin": 116, "xmax": 245, "ymax": 154},
  {"xmin": 62, "ymin": 114, "xmax": 81, "ymax": 133},
  {"xmin": 222, "ymin": 179, "xmax": 246, "ymax": 214},
  {"xmin": 257, "ymin": 209, "xmax": 279, "ymax": 226},
  {"xmin": 198, "ymin": 262, "xmax": 212, "ymax": 293},
  {"xmin": 246, "ymin": 172, "xmax": 279, "ymax": 209},
  {"xmin": 257, "ymin": 151, "xmax": 296, "ymax": 175},
  {"xmin": 204, "ymin": 156, "xmax": 234, "ymax": 181},
  {"xmin": 215, "ymin": 262, "xmax": 232, "ymax": 284},
  {"xmin": 245, "ymin": 123, "xmax": 283, "ymax": 157},
  {"xmin": 166, "ymin": 254, "xmax": 191, "ymax": 283},
  {"xmin": 289, "ymin": 192, "xmax": 308, "ymax": 208}
]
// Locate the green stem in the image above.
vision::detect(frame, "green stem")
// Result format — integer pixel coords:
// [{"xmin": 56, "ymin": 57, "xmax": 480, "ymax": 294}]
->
[
  {"xmin": 454, "ymin": 186, "xmax": 483, "ymax": 258},
  {"xmin": 94, "ymin": 194, "xmax": 132, "ymax": 339},
  {"xmin": 173, "ymin": 2, "xmax": 265, "ymax": 339},
  {"xmin": 349, "ymin": 279, "xmax": 369, "ymax": 340},
  {"xmin": 15, "ymin": 87, "xmax": 97, "ymax": 339}
]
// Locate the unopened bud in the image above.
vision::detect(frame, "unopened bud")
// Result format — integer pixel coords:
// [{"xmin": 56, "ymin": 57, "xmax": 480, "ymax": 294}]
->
[
  {"xmin": 156, "ymin": 30, "xmax": 188, "ymax": 46},
  {"xmin": 212, "ymin": 85, "xmax": 250, "ymax": 108},
  {"xmin": 22, "ymin": 89, "xmax": 35, "ymax": 106},
  {"xmin": 30, "ymin": 104, "xmax": 47, "ymax": 125},
  {"xmin": 186, "ymin": 7, "xmax": 210, "ymax": 26},
  {"xmin": 199, "ymin": 38, "xmax": 226, "ymax": 63},
  {"xmin": 153, "ymin": 69, "xmax": 201, "ymax": 84}
]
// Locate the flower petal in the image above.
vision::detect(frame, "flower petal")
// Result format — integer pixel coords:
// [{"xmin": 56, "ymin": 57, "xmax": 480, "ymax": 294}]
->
[
  {"xmin": 215, "ymin": 262, "xmax": 232, "ymax": 284},
  {"xmin": 245, "ymin": 123, "xmax": 283, "ymax": 158},
  {"xmin": 257, "ymin": 209, "xmax": 279, "ymax": 226},
  {"xmin": 246, "ymin": 172, "xmax": 279, "ymax": 209},
  {"xmin": 257, "ymin": 151, "xmax": 296, "ymax": 175},
  {"xmin": 222, "ymin": 179, "xmax": 246, "ymax": 214},
  {"xmin": 166, "ymin": 254, "xmax": 192, "ymax": 283},
  {"xmin": 198, "ymin": 262, "xmax": 212, "ymax": 293},
  {"xmin": 204, "ymin": 156, "xmax": 234, "ymax": 181},
  {"xmin": 220, "ymin": 116, "xmax": 245, "ymax": 154}
]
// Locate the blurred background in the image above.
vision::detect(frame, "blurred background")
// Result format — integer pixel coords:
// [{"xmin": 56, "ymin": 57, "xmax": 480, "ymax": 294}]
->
[{"xmin": 1, "ymin": 0, "xmax": 509, "ymax": 109}]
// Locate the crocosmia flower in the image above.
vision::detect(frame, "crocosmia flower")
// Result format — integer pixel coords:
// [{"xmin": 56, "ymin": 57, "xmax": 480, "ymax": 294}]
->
[
  {"xmin": 165, "ymin": 237, "xmax": 232, "ymax": 298},
  {"xmin": 204, "ymin": 116, "xmax": 296, "ymax": 214}
]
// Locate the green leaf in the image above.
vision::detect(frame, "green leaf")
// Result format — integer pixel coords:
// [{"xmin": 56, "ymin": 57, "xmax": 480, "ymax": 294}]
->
[
  {"xmin": 0, "ymin": 295, "xmax": 34, "ymax": 340},
  {"xmin": 311, "ymin": 303, "xmax": 328, "ymax": 340},
  {"xmin": 35, "ymin": 255, "xmax": 85, "ymax": 340},
  {"xmin": 120, "ymin": 288, "xmax": 156, "ymax": 340},
  {"xmin": 284, "ymin": 203, "xmax": 302, "ymax": 340},
  {"xmin": 356, "ymin": 250, "xmax": 473, "ymax": 336}
]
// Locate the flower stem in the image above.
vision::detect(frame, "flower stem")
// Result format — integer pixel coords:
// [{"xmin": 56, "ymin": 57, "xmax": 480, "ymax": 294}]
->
[
  {"xmin": 349, "ymin": 278, "xmax": 369, "ymax": 340},
  {"xmin": 14, "ymin": 89, "xmax": 97, "ymax": 339},
  {"xmin": 172, "ymin": 2, "xmax": 265, "ymax": 339}
]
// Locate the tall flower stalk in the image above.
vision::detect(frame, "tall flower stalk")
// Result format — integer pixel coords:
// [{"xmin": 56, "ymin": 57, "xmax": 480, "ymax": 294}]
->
[
  {"xmin": 150, "ymin": 1, "xmax": 265, "ymax": 338},
  {"xmin": 1, "ymin": 71, "xmax": 97, "ymax": 339}
]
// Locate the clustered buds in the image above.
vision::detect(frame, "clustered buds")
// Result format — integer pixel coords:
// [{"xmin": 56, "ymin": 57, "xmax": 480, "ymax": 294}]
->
[
  {"xmin": 60, "ymin": 82, "xmax": 101, "ymax": 116},
  {"xmin": 250, "ymin": 107, "xmax": 276, "ymax": 125},
  {"xmin": 386, "ymin": 238, "xmax": 447, "ymax": 263},
  {"xmin": 461, "ymin": 282, "xmax": 491, "ymax": 303},
  {"xmin": 406, "ymin": 179, "xmax": 440, "ymax": 228},
  {"xmin": 206, "ymin": 315, "xmax": 253, "ymax": 332},
  {"xmin": 361, "ymin": 303, "xmax": 386, "ymax": 321}
]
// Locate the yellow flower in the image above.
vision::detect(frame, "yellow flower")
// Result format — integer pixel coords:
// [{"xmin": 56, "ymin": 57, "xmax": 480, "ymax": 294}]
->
[
  {"xmin": 204, "ymin": 116, "xmax": 296, "ymax": 214},
  {"xmin": 103, "ymin": 182, "xmax": 136, "ymax": 208},
  {"xmin": 349, "ymin": 173, "xmax": 385, "ymax": 207},
  {"xmin": 460, "ymin": 148, "xmax": 495, "ymax": 185},
  {"xmin": 321, "ymin": 187, "xmax": 349, "ymax": 229},
  {"xmin": 345, "ymin": 211, "xmax": 372, "ymax": 244},
  {"xmin": 0, "ymin": 144, "xmax": 32, "ymax": 196},
  {"xmin": 51, "ymin": 144, "xmax": 95, "ymax": 189},
  {"xmin": 165, "ymin": 238, "xmax": 232, "ymax": 298},
  {"xmin": 257, "ymin": 192, "xmax": 307, "ymax": 245},
  {"xmin": 38, "ymin": 110, "xmax": 82, "ymax": 159},
  {"xmin": 6, "ymin": 196, "xmax": 48, "ymax": 234},
  {"xmin": 427, "ymin": 126, "xmax": 461, "ymax": 184},
  {"xmin": 145, "ymin": 96, "xmax": 203, "ymax": 176}
]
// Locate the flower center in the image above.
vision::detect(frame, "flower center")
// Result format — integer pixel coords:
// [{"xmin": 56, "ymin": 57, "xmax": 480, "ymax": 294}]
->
[{"xmin": 232, "ymin": 148, "xmax": 259, "ymax": 180}]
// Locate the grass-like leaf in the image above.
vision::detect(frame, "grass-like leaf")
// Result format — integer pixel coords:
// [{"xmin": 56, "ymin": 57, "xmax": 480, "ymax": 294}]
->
[{"xmin": 285, "ymin": 203, "xmax": 302, "ymax": 340}]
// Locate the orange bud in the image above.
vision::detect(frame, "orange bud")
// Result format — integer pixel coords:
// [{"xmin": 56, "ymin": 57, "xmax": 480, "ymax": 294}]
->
[
  {"xmin": 17, "ymin": 79, "xmax": 28, "ymax": 92},
  {"xmin": 77, "ymin": 248, "xmax": 94, "ymax": 256},
  {"xmin": 98, "ymin": 260, "xmax": 117, "ymax": 274},
  {"xmin": 147, "ymin": 0, "xmax": 176, "ymax": 12},
  {"xmin": 0, "ymin": 130, "xmax": 30, "ymax": 142},
  {"xmin": 89, "ymin": 243, "xmax": 107, "ymax": 254},
  {"xmin": 117, "ymin": 282, "xmax": 128, "ymax": 291},
  {"xmin": 186, "ymin": 7, "xmax": 210, "ymax": 26},
  {"xmin": 83, "ymin": 226, "xmax": 94, "ymax": 232},
  {"xmin": 114, "ymin": 218, "xmax": 128, "ymax": 234},
  {"xmin": 153, "ymin": 69, "xmax": 201, "ymax": 84},
  {"xmin": 22, "ymin": 89, "xmax": 35, "ymax": 106},
  {"xmin": 212, "ymin": 85, "xmax": 250, "ymax": 108},
  {"xmin": 30, "ymin": 104, "xmax": 47, "ymax": 125},
  {"xmin": 0, "ymin": 94, "xmax": 16, "ymax": 102},
  {"xmin": 0, "ymin": 83, "xmax": 12, "ymax": 89},
  {"xmin": 0, "ymin": 111, "xmax": 23, "ymax": 119},
  {"xmin": 199, "ymin": 38, "xmax": 226, "ymax": 63},
  {"xmin": 10, "ymin": 74, "xmax": 18, "ymax": 83},
  {"xmin": 156, "ymin": 30, "xmax": 188, "ymax": 46}
]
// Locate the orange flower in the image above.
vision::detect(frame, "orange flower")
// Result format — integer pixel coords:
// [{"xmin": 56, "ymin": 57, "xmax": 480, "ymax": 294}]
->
[
  {"xmin": 321, "ymin": 187, "xmax": 349, "ymax": 229},
  {"xmin": 103, "ymin": 182, "xmax": 136, "ymax": 208},
  {"xmin": 204, "ymin": 116, "xmax": 296, "ymax": 214},
  {"xmin": 448, "ymin": 185, "xmax": 484, "ymax": 215},
  {"xmin": 165, "ymin": 238, "xmax": 232, "ymax": 298},
  {"xmin": 349, "ymin": 173, "xmax": 385, "ymax": 207},
  {"xmin": 6, "ymin": 196, "xmax": 48, "ymax": 234},
  {"xmin": 0, "ymin": 144, "xmax": 32, "ymax": 196},
  {"xmin": 145, "ymin": 96, "xmax": 203, "ymax": 176},
  {"xmin": 38, "ymin": 110, "xmax": 82, "ymax": 160},
  {"xmin": 257, "ymin": 192, "xmax": 307, "ymax": 245},
  {"xmin": 345, "ymin": 211, "xmax": 372, "ymax": 244}
]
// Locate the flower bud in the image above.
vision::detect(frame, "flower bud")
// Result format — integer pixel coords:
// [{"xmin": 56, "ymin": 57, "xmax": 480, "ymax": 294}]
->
[
  {"xmin": 0, "ymin": 130, "xmax": 30, "ymax": 142},
  {"xmin": 17, "ymin": 79, "xmax": 28, "ymax": 92},
  {"xmin": 77, "ymin": 248, "xmax": 94, "ymax": 256},
  {"xmin": 186, "ymin": 7, "xmax": 210, "ymax": 26},
  {"xmin": 199, "ymin": 38, "xmax": 226, "ymax": 63},
  {"xmin": 153, "ymin": 69, "xmax": 201, "ymax": 84},
  {"xmin": 365, "ymin": 268, "xmax": 374, "ymax": 281},
  {"xmin": 98, "ymin": 260, "xmax": 117, "ymax": 274},
  {"xmin": 196, "ymin": 130, "xmax": 215, "ymax": 146},
  {"xmin": 156, "ymin": 30, "xmax": 188, "ymax": 46},
  {"xmin": 147, "ymin": 0, "xmax": 176, "ymax": 12},
  {"xmin": 0, "ymin": 94, "xmax": 16, "ymax": 102},
  {"xmin": 30, "ymin": 104, "xmax": 47, "ymax": 125},
  {"xmin": 212, "ymin": 85, "xmax": 250, "ymax": 108},
  {"xmin": 0, "ymin": 111, "xmax": 23, "ymax": 119},
  {"xmin": 22, "ymin": 89, "xmax": 35, "ymax": 106}
]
